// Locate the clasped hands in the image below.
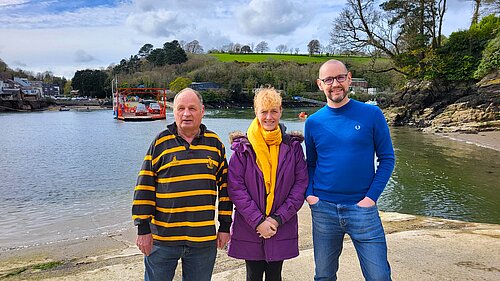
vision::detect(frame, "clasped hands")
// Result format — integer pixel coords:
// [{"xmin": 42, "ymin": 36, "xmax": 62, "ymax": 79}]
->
[{"xmin": 256, "ymin": 217, "xmax": 279, "ymax": 239}]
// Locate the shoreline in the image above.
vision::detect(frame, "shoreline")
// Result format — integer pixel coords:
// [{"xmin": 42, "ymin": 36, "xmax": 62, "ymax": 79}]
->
[
  {"xmin": 1, "ymin": 210, "xmax": 498, "ymax": 280},
  {"xmin": 434, "ymin": 130, "xmax": 500, "ymax": 152}
]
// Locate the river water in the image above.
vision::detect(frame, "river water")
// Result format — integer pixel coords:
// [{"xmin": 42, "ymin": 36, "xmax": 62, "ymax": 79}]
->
[{"xmin": 0, "ymin": 108, "xmax": 498, "ymax": 250}]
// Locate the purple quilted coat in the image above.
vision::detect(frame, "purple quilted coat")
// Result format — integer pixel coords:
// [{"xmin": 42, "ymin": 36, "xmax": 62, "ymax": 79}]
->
[{"xmin": 227, "ymin": 126, "xmax": 308, "ymax": 262}]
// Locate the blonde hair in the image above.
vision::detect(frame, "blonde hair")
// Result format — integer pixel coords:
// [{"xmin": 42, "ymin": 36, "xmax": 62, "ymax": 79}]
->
[{"xmin": 253, "ymin": 87, "xmax": 282, "ymax": 112}]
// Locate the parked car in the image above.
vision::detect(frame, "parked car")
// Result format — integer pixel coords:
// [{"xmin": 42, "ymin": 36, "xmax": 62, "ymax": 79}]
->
[
  {"xmin": 135, "ymin": 103, "xmax": 148, "ymax": 116},
  {"xmin": 149, "ymin": 102, "xmax": 161, "ymax": 114}
]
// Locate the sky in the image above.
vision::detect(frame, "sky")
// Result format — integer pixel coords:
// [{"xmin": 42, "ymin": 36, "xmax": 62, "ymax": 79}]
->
[{"xmin": 0, "ymin": 0, "xmax": 476, "ymax": 79}]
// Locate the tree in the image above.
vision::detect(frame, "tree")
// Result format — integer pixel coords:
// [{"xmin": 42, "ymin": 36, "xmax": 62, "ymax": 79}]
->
[
  {"xmin": 163, "ymin": 40, "xmax": 188, "ymax": 65},
  {"xmin": 221, "ymin": 43, "xmax": 234, "ymax": 53},
  {"xmin": 169, "ymin": 77, "xmax": 192, "ymax": 92},
  {"xmin": 438, "ymin": 14, "xmax": 500, "ymax": 81},
  {"xmin": 474, "ymin": 28, "xmax": 500, "ymax": 79},
  {"xmin": 184, "ymin": 40, "xmax": 204, "ymax": 54},
  {"xmin": 233, "ymin": 43, "xmax": 242, "ymax": 53},
  {"xmin": 294, "ymin": 48, "xmax": 300, "ymax": 54},
  {"xmin": 241, "ymin": 45, "xmax": 252, "ymax": 53},
  {"xmin": 276, "ymin": 44, "xmax": 288, "ymax": 54},
  {"xmin": 63, "ymin": 80, "xmax": 72, "ymax": 95},
  {"xmin": 307, "ymin": 39, "xmax": 320, "ymax": 55},
  {"xmin": 138, "ymin": 43, "xmax": 153, "ymax": 58},
  {"xmin": 470, "ymin": 0, "xmax": 499, "ymax": 26},
  {"xmin": 331, "ymin": 0, "xmax": 448, "ymax": 77},
  {"xmin": 71, "ymin": 69, "xmax": 108, "ymax": 98},
  {"xmin": 255, "ymin": 41, "xmax": 269, "ymax": 53},
  {"xmin": 146, "ymin": 48, "xmax": 167, "ymax": 66}
]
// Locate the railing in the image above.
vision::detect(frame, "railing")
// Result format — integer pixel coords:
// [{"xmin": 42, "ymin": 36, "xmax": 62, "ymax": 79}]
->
[{"xmin": 293, "ymin": 96, "xmax": 326, "ymax": 105}]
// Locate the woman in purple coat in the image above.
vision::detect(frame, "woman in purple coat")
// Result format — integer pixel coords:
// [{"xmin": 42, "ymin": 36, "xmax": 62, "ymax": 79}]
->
[{"xmin": 227, "ymin": 87, "xmax": 308, "ymax": 281}]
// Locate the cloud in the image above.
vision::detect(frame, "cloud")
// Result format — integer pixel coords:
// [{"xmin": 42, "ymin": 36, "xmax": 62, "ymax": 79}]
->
[
  {"xmin": 238, "ymin": 0, "xmax": 312, "ymax": 36},
  {"xmin": 0, "ymin": 1, "xmax": 130, "ymax": 29},
  {"xmin": 0, "ymin": 0, "xmax": 29, "ymax": 8},
  {"xmin": 75, "ymin": 50, "xmax": 96, "ymax": 63},
  {"xmin": 11, "ymin": 60, "xmax": 28, "ymax": 67},
  {"xmin": 126, "ymin": 9, "xmax": 184, "ymax": 37}
]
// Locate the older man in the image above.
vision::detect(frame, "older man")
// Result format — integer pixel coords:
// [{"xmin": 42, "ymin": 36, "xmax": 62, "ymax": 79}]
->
[
  {"xmin": 132, "ymin": 88, "xmax": 232, "ymax": 281},
  {"xmin": 305, "ymin": 60, "xmax": 395, "ymax": 281}
]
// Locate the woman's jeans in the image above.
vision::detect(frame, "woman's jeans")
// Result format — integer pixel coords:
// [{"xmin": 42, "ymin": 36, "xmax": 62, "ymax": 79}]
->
[
  {"xmin": 144, "ymin": 242, "xmax": 217, "ymax": 281},
  {"xmin": 310, "ymin": 200, "xmax": 391, "ymax": 281}
]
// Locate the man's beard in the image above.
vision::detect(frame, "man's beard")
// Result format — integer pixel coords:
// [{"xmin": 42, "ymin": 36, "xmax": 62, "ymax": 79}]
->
[{"xmin": 327, "ymin": 86, "xmax": 348, "ymax": 104}]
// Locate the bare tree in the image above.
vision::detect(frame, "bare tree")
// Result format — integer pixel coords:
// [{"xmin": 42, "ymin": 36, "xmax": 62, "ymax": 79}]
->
[
  {"xmin": 221, "ymin": 43, "xmax": 235, "ymax": 53},
  {"xmin": 276, "ymin": 44, "xmax": 288, "ymax": 54},
  {"xmin": 470, "ymin": 0, "xmax": 500, "ymax": 26},
  {"xmin": 294, "ymin": 48, "xmax": 300, "ymax": 54},
  {"xmin": 255, "ymin": 41, "xmax": 269, "ymax": 53},
  {"xmin": 184, "ymin": 40, "xmax": 204, "ymax": 54}
]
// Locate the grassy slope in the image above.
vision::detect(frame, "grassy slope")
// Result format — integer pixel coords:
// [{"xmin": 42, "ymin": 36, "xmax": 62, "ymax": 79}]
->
[{"xmin": 209, "ymin": 53, "xmax": 376, "ymax": 64}]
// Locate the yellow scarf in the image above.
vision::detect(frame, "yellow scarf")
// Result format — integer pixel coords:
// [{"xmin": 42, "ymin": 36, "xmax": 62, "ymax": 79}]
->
[{"xmin": 247, "ymin": 117, "xmax": 282, "ymax": 216}]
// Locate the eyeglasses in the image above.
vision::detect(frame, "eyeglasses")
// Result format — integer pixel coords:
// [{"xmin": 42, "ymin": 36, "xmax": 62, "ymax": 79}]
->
[{"xmin": 319, "ymin": 74, "xmax": 348, "ymax": 85}]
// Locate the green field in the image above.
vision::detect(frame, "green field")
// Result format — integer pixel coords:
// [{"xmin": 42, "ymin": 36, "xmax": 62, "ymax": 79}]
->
[{"xmin": 209, "ymin": 53, "xmax": 375, "ymax": 64}]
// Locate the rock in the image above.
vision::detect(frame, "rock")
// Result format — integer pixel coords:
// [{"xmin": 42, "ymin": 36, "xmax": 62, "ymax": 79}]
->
[{"xmin": 387, "ymin": 78, "xmax": 500, "ymax": 132}]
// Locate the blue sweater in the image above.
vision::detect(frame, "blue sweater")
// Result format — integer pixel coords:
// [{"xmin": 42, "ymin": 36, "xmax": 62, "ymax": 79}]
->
[{"xmin": 304, "ymin": 99, "xmax": 395, "ymax": 204}]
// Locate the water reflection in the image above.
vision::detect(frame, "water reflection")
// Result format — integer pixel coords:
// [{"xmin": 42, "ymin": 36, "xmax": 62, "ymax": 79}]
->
[
  {"xmin": 379, "ymin": 127, "xmax": 500, "ymax": 223},
  {"xmin": 0, "ymin": 109, "xmax": 498, "ymax": 250}
]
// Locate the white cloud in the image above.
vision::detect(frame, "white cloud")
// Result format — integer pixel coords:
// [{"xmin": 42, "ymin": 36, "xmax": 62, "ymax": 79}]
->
[
  {"xmin": 126, "ymin": 9, "xmax": 183, "ymax": 37},
  {"xmin": 0, "ymin": 0, "xmax": 478, "ymax": 78},
  {"xmin": 238, "ymin": 0, "xmax": 313, "ymax": 36},
  {"xmin": 0, "ymin": 0, "xmax": 29, "ymax": 7}
]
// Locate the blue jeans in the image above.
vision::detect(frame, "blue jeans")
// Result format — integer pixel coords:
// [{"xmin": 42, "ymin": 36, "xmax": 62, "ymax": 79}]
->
[
  {"xmin": 310, "ymin": 200, "xmax": 391, "ymax": 281},
  {"xmin": 144, "ymin": 242, "xmax": 217, "ymax": 281}
]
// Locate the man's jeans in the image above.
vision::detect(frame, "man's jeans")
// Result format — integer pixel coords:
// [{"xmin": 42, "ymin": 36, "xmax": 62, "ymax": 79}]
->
[
  {"xmin": 310, "ymin": 200, "xmax": 391, "ymax": 281},
  {"xmin": 144, "ymin": 243, "xmax": 217, "ymax": 281}
]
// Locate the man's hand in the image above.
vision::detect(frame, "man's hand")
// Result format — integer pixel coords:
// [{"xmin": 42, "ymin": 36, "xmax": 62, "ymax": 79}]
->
[
  {"xmin": 217, "ymin": 232, "xmax": 230, "ymax": 249},
  {"xmin": 306, "ymin": 195, "xmax": 319, "ymax": 205},
  {"xmin": 256, "ymin": 220, "xmax": 277, "ymax": 239},
  {"xmin": 136, "ymin": 233, "xmax": 153, "ymax": 256},
  {"xmin": 357, "ymin": 196, "xmax": 376, "ymax": 207}
]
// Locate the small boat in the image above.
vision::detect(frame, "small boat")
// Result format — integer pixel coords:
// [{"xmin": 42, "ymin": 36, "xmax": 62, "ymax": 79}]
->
[
  {"xmin": 59, "ymin": 106, "xmax": 70, "ymax": 111},
  {"xmin": 298, "ymin": 111, "xmax": 308, "ymax": 119}
]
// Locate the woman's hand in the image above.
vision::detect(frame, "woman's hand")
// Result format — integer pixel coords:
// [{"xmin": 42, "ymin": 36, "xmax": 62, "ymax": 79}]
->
[{"xmin": 256, "ymin": 220, "xmax": 277, "ymax": 239}]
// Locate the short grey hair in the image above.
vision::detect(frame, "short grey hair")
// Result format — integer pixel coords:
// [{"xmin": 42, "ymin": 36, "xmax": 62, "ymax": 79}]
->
[{"xmin": 174, "ymin": 87, "xmax": 203, "ymax": 106}]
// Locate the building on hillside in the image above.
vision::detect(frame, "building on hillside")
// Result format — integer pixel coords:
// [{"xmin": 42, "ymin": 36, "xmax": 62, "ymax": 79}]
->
[
  {"xmin": 0, "ymin": 80, "xmax": 22, "ymax": 100},
  {"xmin": 350, "ymin": 78, "xmax": 369, "ymax": 93},
  {"xmin": 42, "ymin": 83, "xmax": 60, "ymax": 96},
  {"xmin": 13, "ymin": 77, "xmax": 42, "ymax": 99},
  {"xmin": 190, "ymin": 82, "xmax": 221, "ymax": 92}
]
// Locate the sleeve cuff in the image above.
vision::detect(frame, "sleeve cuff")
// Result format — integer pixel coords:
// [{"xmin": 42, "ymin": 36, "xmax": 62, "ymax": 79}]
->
[
  {"xmin": 137, "ymin": 222, "xmax": 151, "ymax": 235},
  {"xmin": 270, "ymin": 214, "xmax": 282, "ymax": 226},
  {"xmin": 218, "ymin": 222, "xmax": 231, "ymax": 233}
]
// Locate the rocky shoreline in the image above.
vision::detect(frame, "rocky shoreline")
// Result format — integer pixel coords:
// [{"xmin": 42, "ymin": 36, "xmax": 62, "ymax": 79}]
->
[{"xmin": 383, "ymin": 75, "xmax": 500, "ymax": 134}]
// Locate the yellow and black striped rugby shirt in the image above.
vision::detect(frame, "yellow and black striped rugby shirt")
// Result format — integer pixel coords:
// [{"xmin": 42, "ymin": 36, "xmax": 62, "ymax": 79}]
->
[{"xmin": 132, "ymin": 123, "xmax": 233, "ymax": 247}]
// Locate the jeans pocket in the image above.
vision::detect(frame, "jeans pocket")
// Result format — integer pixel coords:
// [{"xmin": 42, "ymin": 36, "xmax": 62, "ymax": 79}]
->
[
  {"xmin": 308, "ymin": 199, "xmax": 320, "ymax": 208},
  {"xmin": 355, "ymin": 203, "xmax": 377, "ymax": 212}
]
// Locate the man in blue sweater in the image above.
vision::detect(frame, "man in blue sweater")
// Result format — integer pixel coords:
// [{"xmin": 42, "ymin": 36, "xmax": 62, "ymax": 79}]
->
[{"xmin": 304, "ymin": 59, "xmax": 395, "ymax": 281}]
